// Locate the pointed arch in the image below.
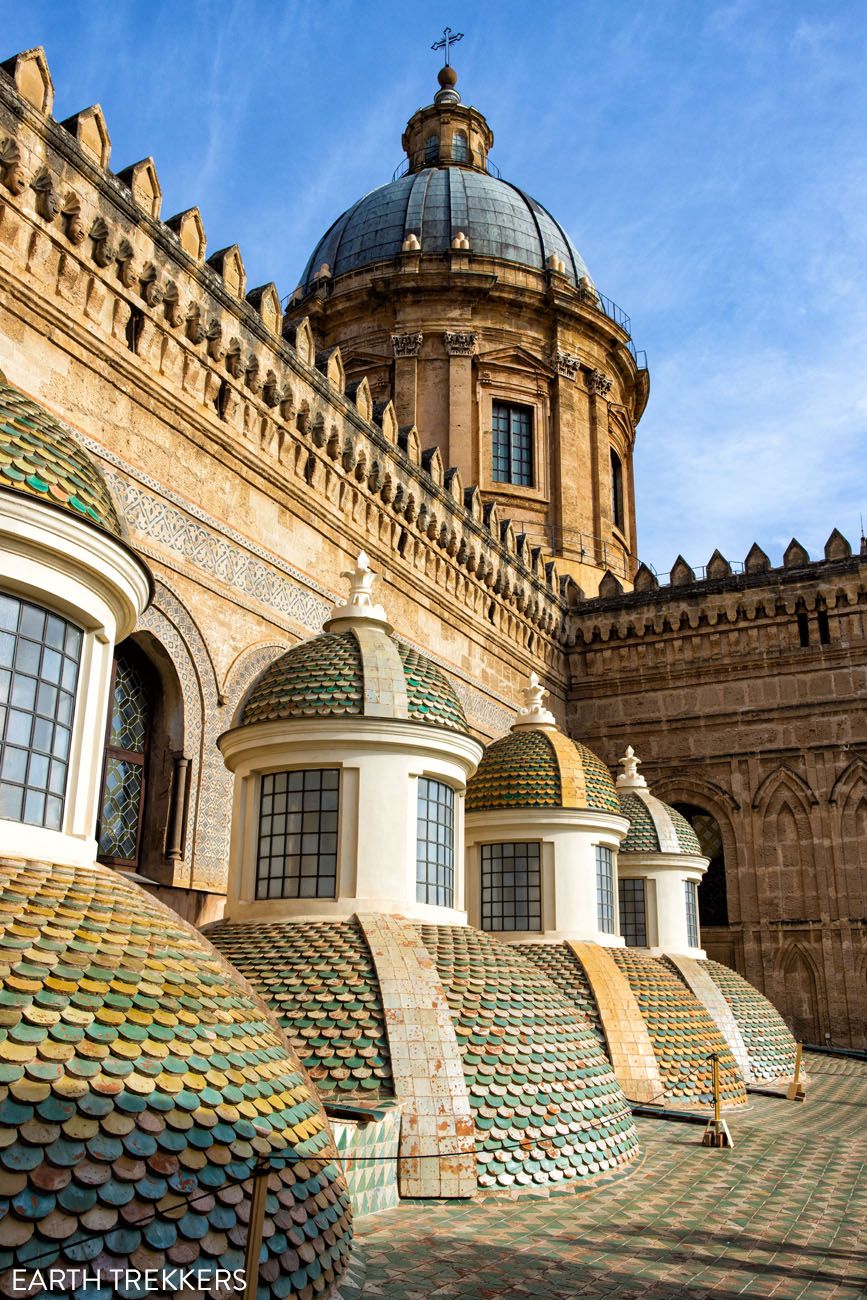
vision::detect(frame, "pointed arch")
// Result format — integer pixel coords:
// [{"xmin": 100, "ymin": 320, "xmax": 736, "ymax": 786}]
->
[
  {"xmin": 829, "ymin": 754, "xmax": 867, "ymax": 806},
  {"xmin": 779, "ymin": 942, "xmax": 824, "ymax": 1044},
  {"xmin": 758, "ymin": 777, "xmax": 818, "ymax": 921},
  {"xmin": 752, "ymin": 764, "xmax": 818, "ymax": 812},
  {"xmin": 834, "ymin": 759, "xmax": 867, "ymax": 919}
]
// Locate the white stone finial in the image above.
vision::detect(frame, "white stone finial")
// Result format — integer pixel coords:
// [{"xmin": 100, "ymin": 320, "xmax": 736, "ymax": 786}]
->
[
  {"xmin": 617, "ymin": 744, "xmax": 648, "ymax": 789},
  {"xmin": 323, "ymin": 550, "xmax": 392, "ymax": 632},
  {"xmin": 512, "ymin": 671, "xmax": 557, "ymax": 729}
]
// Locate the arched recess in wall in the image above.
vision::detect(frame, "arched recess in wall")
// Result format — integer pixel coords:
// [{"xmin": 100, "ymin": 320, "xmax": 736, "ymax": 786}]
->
[
  {"xmin": 831, "ymin": 757, "xmax": 867, "ymax": 920},
  {"xmin": 780, "ymin": 943, "xmax": 824, "ymax": 1045},
  {"xmin": 671, "ymin": 803, "xmax": 729, "ymax": 927},
  {"xmin": 223, "ymin": 641, "xmax": 293, "ymax": 727},
  {"xmin": 755, "ymin": 769, "xmax": 819, "ymax": 921},
  {"xmin": 653, "ymin": 776, "xmax": 739, "ymax": 929}
]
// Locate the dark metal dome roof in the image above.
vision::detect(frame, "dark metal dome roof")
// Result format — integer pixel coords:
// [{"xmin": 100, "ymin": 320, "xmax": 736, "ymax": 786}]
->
[{"xmin": 300, "ymin": 166, "xmax": 591, "ymax": 291}]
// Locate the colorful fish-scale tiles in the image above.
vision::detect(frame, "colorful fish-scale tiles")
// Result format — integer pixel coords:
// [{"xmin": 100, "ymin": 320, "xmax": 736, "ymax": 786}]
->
[
  {"xmin": 703, "ymin": 960, "xmax": 797, "ymax": 1084},
  {"xmin": 395, "ymin": 641, "xmax": 468, "ymax": 733},
  {"xmin": 418, "ymin": 925, "xmax": 640, "ymax": 1190},
  {"xmin": 208, "ymin": 919, "xmax": 394, "ymax": 1100},
  {"xmin": 518, "ymin": 943, "xmax": 609, "ymax": 1057},
  {"xmin": 0, "ymin": 858, "xmax": 353, "ymax": 1299},
  {"xmin": 242, "ymin": 632, "xmax": 364, "ymax": 724},
  {"xmin": 0, "ymin": 380, "xmax": 121, "ymax": 536},
  {"xmin": 610, "ymin": 949, "xmax": 747, "ymax": 1109},
  {"xmin": 618, "ymin": 792, "xmax": 701, "ymax": 854},
  {"xmin": 466, "ymin": 729, "xmax": 562, "ymax": 811}
]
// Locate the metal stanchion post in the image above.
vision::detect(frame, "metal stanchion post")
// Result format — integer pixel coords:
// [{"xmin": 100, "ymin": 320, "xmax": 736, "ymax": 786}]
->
[
  {"xmin": 702, "ymin": 1052, "xmax": 734, "ymax": 1148},
  {"xmin": 244, "ymin": 1164, "xmax": 269, "ymax": 1298}
]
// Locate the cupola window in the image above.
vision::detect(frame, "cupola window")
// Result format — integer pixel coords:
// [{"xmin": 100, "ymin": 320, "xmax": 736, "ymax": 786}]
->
[
  {"xmin": 480, "ymin": 841, "xmax": 541, "ymax": 931},
  {"xmin": 610, "ymin": 449, "xmax": 625, "ymax": 532},
  {"xmin": 0, "ymin": 592, "xmax": 81, "ymax": 830},
  {"xmin": 618, "ymin": 877, "xmax": 647, "ymax": 947},
  {"xmin": 492, "ymin": 401, "xmax": 533, "ymax": 486},
  {"xmin": 256, "ymin": 768, "xmax": 339, "ymax": 900},
  {"xmin": 97, "ymin": 646, "xmax": 153, "ymax": 867},
  {"xmin": 595, "ymin": 845, "xmax": 616, "ymax": 933},
  {"xmin": 424, "ymin": 135, "xmax": 439, "ymax": 165},
  {"xmin": 452, "ymin": 130, "xmax": 468, "ymax": 162},
  {"xmin": 684, "ymin": 879, "xmax": 700, "ymax": 947},
  {"xmin": 416, "ymin": 777, "xmax": 455, "ymax": 906}
]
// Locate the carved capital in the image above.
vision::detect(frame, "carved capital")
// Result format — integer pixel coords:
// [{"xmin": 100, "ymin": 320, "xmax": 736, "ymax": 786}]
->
[
  {"xmin": 392, "ymin": 332, "xmax": 423, "ymax": 359},
  {"xmin": 444, "ymin": 330, "xmax": 476, "ymax": 357},
  {"xmin": 586, "ymin": 368, "xmax": 612, "ymax": 396},
  {"xmin": 551, "ymin": 348, "xmax": 580, "ymax": 380}
]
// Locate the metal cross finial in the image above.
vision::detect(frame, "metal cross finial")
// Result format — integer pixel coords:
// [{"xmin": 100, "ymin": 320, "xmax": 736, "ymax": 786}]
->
[{"xmin": 432, "ymin": 26, "xmax": 463, "ymax": 66}]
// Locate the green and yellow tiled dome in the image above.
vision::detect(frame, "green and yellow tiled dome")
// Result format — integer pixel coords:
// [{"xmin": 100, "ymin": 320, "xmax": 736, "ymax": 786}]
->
[
  {"xmin": 0, "ymin": 377, "xmax": 122, "ymax": 537},
  {"xmin": 619, "ymin": 790, "xmax": 702, "ymax": 856},
  {"xmin": 704, "ymin": 960, "xmax": 798, "ymax": 1084},
  {"xmin": 242, "ymin": 630, "xmax": 467, "ymax": 733},
  {"xmin": 0, "ymin": 858, "xmax": 354, "ymax": 1298},
  {"xmin": 466, "ymin": 727, "xmax": 620, "ymax": 814}
]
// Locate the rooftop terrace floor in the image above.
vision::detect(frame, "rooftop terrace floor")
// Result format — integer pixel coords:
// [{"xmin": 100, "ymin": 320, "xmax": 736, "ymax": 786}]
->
[{"xmin": 357, "ymin": 1055, "xmax": 866, "ymax": 1299}]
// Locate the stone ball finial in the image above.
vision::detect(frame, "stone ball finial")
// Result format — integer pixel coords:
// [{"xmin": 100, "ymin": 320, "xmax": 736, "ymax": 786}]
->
[
  {"xmin": 323, "ymin": 549, "xmax": 392, "ymax": 631},
  {"xmin": 438, "ymin": 64, "xmax": 458, "ymax": 89},
  {"xmin": 512, "ymin": 671, "xmax": 557, "ymax": 729},
  {"xmin": 617, "ymin": 744, "xmax": 648, "ymax": 789}
]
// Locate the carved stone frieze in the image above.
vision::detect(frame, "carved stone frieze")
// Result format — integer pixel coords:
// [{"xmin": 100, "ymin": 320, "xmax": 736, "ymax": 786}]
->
[
  {"xmin": 444, "ymin": 330, "xmax": 476, "ymax": 357},
  {"xmin": 392, "ymin": 332, "xmax": 423, "ymax": 358}
]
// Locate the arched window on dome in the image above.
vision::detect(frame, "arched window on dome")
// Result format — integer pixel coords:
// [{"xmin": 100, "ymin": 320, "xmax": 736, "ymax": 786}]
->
[
  {"xmin": 610, "ymin": 448, "xmax": 625, "ymax": 532},
  {"xmin": 97, "ymin": 644, "xmax": 155, "ymax": 868},
  {"xmin": 416, "ymin": 777, "xmax": 454, "ymax": 906},
  {"xmin": 424, "ymin": 135, "xmax": 439, "ymax": 165},
  {"xmin": 452, "ymin": 131, "xmax": 468, "ymax": 163}
]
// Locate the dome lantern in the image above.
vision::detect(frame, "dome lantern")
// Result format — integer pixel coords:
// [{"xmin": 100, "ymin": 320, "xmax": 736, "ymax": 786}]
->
[{"xmin": 401, "ymin": 62, "xmax": 494, "ymax": 175}]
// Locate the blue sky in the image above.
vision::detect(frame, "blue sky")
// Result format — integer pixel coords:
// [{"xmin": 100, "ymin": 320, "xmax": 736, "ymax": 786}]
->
[{"xmin": 2, "ymin": 1, "xmax": 866, "ymax": 574}]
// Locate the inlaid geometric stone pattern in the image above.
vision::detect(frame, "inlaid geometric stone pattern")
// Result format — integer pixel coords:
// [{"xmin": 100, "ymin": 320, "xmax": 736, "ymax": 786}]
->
[
  {"xmin": 466, "ymin": 728, "xmax": 620, "ymax": 813},
  {"xmin": 331, "ymin": 1108, "xmax": 401, "ymax": 1219},
  {"xmin": 610, "ymin": 949, "xmax": 748, "ymax": 1109},
  {"xmin": 704, "ymin": 959, "xmax": 798, "ymax": 1084},
  {"xmin": 618, "ymin": 791, "xmax": 702, "ymax": 855},
  {"xmin": 0, "ymin": 858, "xmax": 353, "ymax": 1298},
  {"xmin": 420, "ymin": 926, "xmax": 640, "ymax": 1190},
  {"xmin": 241, "ymin": 630, "xmax": 468, "ymax": 734},
  {"xmin": 208, "ymin": 919, "xmax": 394, "ymax": 1099},
  {"xmin": 0, "ymin": 379, "xmax": 121, "ymax": 536},
  {"xmin": 664, "ymin": 953, "xmax": 752, "ymax": 1084}
]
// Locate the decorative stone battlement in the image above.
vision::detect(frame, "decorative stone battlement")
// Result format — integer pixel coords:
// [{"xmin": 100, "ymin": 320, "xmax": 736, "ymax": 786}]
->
[{"xmin": 0, "ymin": 47, "xmax": 570, "ymax": 661}]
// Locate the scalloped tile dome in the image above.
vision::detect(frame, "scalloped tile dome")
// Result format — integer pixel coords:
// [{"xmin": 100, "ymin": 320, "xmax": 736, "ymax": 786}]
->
[
  {"xmin": 0, "ymin": 378, "xmax": 122, "ymax": 537},
  {"xmin": 619, "ymin": 790, "xmax": 703, "ymax": 855},
  {"xmin": 241, "ymin": 628, "xmax": 468, "ymax": 733},
  {"xmin": 300, "ymin": 167, "xmax": 591, "ymax": 291},
  {"xmin": 0, "ymin": 858, "xmax": 354, "ymax": 1295},
  {"xmin": 466, "ymin": 728, "xmax": 620, "ymax": 813}
]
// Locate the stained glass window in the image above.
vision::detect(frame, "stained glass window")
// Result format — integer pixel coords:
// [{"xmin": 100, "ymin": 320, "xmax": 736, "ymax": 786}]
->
[
  {"xmin": 618, "ymin": 877, "xmax": 647, "ymax": 947},
  {"xmin": 596, "ymin": 845, "xmax": 615, "ymax": 934},
  {"xmin": 492, "ymin": 402, "xmax": 533, "ymax": 486},
  {"xmin": 256, "ymin": 769, "xmax": 339, "ymax": 900},
  {"xmin": 0, "ymin": 592, "xmax": 81, "ymax": 830},
  {"xmin": 416, "ymin": 777, "xmax": 454, "ymax": 907},
  {"xmin": 98, "ymin": 648, "xmax": 151, "ymax": 866},
  {"xmin": 481, "ymin": 841, "xmax": 541, "ymax": 931}
]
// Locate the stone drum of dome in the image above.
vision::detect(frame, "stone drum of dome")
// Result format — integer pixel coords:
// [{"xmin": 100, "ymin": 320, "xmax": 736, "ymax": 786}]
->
[
  {"xmin": 0, "ymin": 858, "xmax": 353, "ymax": 1298},
  {"xmin": 420, "ymin": 925, "xmax": 640, "ymax": 1189},
  {"xmin": 704, "ymin": 960, "xmax": 798, "ymax": 1084}
]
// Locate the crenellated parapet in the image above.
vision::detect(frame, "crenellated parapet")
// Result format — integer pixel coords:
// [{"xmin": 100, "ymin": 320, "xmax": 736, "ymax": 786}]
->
[{"xmin": 0, "ymin": 47, "xmax": 570, "ymax": 670}]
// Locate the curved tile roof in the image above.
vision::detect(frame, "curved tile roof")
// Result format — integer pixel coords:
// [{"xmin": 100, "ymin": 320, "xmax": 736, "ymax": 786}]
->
[
  {"xmin": 466, "ymin": 728, "xmax": 620, "ymax": 814},
  {"xmin": 704, "ymin": 960, "xmax": 797, "ymax": 1084},
  {"xmin": 0, "ymin": 378, "xmax": 122, "ymax": 537},
  {"xmin": 300, "ymin": 167, "xmax": 591, "ymax": 291},
  {"xmin": 241, "ymin": 630, "xmax": 467, "ymax": 734},
  {"xmin": 0, "ymin": 857, "xmax": 353, "ymax": 1296},
  {"xmin": 619, "ymin": 790, "xmax": 703, "ymax": 855}
]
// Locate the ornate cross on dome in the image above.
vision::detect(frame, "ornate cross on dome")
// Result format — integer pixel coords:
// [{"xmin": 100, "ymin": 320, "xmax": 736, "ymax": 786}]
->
[
  {"xmin": 513, "ymin": 671, "xmax": 556, "ymax": 729},
  {"xmin": 617, "ymin": 745, "xmax": 648, "ymax": 789},
  {"xmin": 432, "ymin": 26, "xmax": 463, "ymax": 66}
]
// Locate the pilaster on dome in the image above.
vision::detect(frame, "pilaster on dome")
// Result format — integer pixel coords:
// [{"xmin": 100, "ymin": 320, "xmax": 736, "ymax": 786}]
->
[
  {"xmin": 617, "ymin": 745, "xmax": 648, "ymax": 790},
  {"xmin": 323, "ymin": 549, "xmax": 393, "ymax": 633},
  {"xmin": 512, "ymin": 672, "xmax": 557, "ymax": 729}
]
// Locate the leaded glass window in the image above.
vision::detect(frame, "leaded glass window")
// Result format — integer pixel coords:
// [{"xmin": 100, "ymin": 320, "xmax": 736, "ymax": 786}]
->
[
  {"xmin": 256, "ymin": 769, "xmax": 339, "ymax": 900},
  {"xmin": 596, "ymin": 845, "xmax": 615, "ymax": 934},
  {"xmin": 98, "ymin": 648, "xmax": 151, "ymax": 866},
  {"xmin": 684, "ymin": 879, "xmax": 700, "ymax": 947},
  {"xmin": 424, "ymin": 135, "xmax": 439, "ymax": 164},
  {"xmin": 0, "ymin": 592, "xmax": 81, "ymax": 830},
  {"xmin": 618, "ymin": 877, "xmax": 647, "ymax": 947},
  {"xmin": 452, "ymin": 130, "xmax": 468, "ymax": 162},
  {"xmin": 481, "ymin": 842, "xmax": 541, "ymax": 932},
  {"xmin": 416, "ymin": 777, "xmax": 454, "ymax": 907},
  {"xmin": 492, "ymin": 401, "xmax": 533, "ymax": 486}
]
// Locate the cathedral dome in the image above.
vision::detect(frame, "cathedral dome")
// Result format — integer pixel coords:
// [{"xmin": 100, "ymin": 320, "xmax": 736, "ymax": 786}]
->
[
  {"xmin": 300, "ymin": 167, "xmax": 591, "ymax": 294},
  {"xmin": 615, "ymin": 747, "xmax": 702, "ymax": 855},
  {"xmin": 0, "ymin": 375, "xmax": 122, "ymax": 537},
  {"xmin": 0, "ymin": 857, "xmax": 354, "ymax": 1295},
  {"xmin": 466, "ymin": 726, "xmax": 619, "ymax": 814},
  {"xmin": 241, "ymin": 554, "xmax": 468, "ymax": 734}
]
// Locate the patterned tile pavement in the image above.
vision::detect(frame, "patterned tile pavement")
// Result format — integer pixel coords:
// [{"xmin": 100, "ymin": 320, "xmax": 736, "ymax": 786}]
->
[{"xmin": 356, "ymin": 1055, "xmax": 867, "ymax": 1299}]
